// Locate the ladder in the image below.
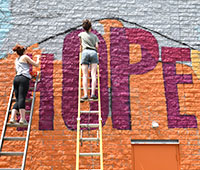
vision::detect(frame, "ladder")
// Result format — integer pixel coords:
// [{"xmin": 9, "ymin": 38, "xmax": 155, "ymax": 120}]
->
[
  {"xmin": 76, "ymin": 53, "xmax": 103, "ymax": 170},
  {"xmin": 0, "ymin": 72, "xmax": 40, "ymax": 170}
]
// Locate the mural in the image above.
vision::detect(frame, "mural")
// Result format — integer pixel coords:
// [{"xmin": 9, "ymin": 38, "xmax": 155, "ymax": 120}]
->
[{"xmin": 1, "ymin": 18, "xmax": 200, "ymax": 130}]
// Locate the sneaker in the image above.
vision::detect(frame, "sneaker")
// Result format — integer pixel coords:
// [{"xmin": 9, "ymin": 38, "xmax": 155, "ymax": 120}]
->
[
  {"xmin": 19, "ymin": 119, "xmax": 28, "ymax": 124},
  {"xmin": 80, "ymin": 96, "xmax": 88, "ymax": 103},
  {"xmin": 91, "ymin": 95, "xmax": 98, "ymax": 100},
  {"xmin": 9, "ymin": 118, "xmax": 16, "ymax": 124},
  {"xmin": 81, "ymin": 96, "xmax": 88, "ymax": 100}
]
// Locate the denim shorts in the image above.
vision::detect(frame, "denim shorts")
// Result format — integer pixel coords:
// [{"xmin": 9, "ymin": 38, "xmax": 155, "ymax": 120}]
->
[{"xmin": 81, "ymin": 49, "xmax": 99, "ymax": 65}]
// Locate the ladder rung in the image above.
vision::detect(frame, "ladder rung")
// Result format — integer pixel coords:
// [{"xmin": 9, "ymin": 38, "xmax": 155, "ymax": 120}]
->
[
  {"xmin": 0, "ymin": 152, "xmax": 24, "ymax": 156},
  {"xmin": 81, "ymin": 87, "xmax": 98, "ymax": 90},
  {"xmin": 12, "ymin": 98, "xmax": 32, "ymax": 103},
  {"xmin": 80, "ymin": 111, "xmax": 99, "ymax": 114},
  {"xmin": 25, "ymin": 110, "xmax": 31, "ymax": 114},
  {"xmin": 26, "ymin": 98, "xmax": 32, "ymax": 102},
  {"xmin": 29, "ymin": 87, "xmax": 34, "ymax": 90},
  {"xmin": 9, "ymin": 110, "xmax": 31, "ymax": 114},
  {"xmin": 80, "ymin": 98, "xmax": 98, "ymax": 102},
  {"xmin": 88, "ymin": 99, "xmax": 98, "ymax": 101},
  {"xmin": 79, "ymin": 153, "xmax": 100, "ymax": 156},
  {"xmin": 0, "ymin": 168, "xmax": 21, "ymax": 170},
  {"xmin": 7, "ymin": 123, "xmax": 28, "ymax": 128},
  {"xmin": 80, "ymin": 124, "xmax": 99, "ymax": 128},
  {"xmin": 81, "ymin": 77, "xmax": 98, "ymax": 79},
  {"xmin": 81, "ymin": 77, "xmax": 92, "ymax": 79},
  {"xmin": 4, "ymin": 137, "xmax": 26, "ymax": 141},
  {"xmin": 81, "ymin": 138, "xmax": 99, "ymax": 141}
]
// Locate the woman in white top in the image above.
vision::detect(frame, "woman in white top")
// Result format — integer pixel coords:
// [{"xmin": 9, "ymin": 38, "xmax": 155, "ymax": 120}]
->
[
  {"xmin": 9, "ymin": 44, "xmax": 41, "ymax": 124},
  {"xmin": 78, "ymin": 19, "xmax": 99, "ymax": 101}
]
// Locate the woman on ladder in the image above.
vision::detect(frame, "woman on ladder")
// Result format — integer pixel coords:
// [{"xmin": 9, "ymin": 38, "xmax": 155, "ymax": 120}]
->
[
  {"xmin": 78, "ymin": 19, "xmax": 99, "ymax": 101},
  {"xmin": 9, "ymin": 44, "xmax": 41, "ymax": 124}
]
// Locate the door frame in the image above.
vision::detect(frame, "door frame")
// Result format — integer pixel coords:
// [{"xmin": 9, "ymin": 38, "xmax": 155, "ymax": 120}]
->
[{"xmin": 131, "ymin": 140, "xmax": 180, "ymax": 170}]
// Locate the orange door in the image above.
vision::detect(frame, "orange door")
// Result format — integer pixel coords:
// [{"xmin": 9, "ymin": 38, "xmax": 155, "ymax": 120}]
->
[{"xmin": 132, "ymin": 144, "xmax": 180, "ymax": 170}]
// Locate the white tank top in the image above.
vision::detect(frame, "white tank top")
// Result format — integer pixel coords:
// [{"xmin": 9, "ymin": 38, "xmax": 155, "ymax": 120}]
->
[{"xmin": 15, "ymin": 56, "xmax": 32, "ymax": 79}]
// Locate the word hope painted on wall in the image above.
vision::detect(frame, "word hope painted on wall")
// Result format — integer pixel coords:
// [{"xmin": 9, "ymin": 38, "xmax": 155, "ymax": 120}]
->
[{"xmin": 37, "ymin": 20, "xmax": 198, "ymax": 130}]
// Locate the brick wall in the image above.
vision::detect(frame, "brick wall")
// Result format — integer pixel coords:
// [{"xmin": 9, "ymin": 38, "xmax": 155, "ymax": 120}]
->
[{"xmin": 1, "ymin": 0, "xmax": 200, "ymax": 169}]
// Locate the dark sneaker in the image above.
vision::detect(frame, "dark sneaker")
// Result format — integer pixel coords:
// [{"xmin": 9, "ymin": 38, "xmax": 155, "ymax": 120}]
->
[
  {"xmin": 91, "ymin": 95, "xmax": 98, "ymax": 100},
  {"xmin": 80, "ymin": 96, "xmax": 88, "ymax": 102}
]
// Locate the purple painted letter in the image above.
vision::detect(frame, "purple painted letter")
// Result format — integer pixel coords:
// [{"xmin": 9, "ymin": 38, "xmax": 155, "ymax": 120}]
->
[
  {"xmin": 38, "ymin": 54, "xmax": 54, "ymax": 130},
  {"xmin": 162, "ymin": 47, "xmax": 197, "ymax": 128},
  {"xmin": 110, "ymin": 28, "xmax": 159, "ymax": 130},
  {"xmin": 62, "ymin": 30, "xmax": 109, "ymax": 130}
]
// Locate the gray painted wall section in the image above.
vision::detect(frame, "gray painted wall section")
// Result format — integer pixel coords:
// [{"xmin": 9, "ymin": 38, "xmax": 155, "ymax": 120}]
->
[{"xmin": 0, "ymin": 0, "xmax": 200, "ymax": 59}]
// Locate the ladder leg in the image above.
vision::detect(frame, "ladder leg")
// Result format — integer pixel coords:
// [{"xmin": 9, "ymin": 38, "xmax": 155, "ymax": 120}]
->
[
  {"xmin": 97, "ymin": 65, "xmax": 103, "ymax": 170},
  {"xmin": 22, "ymin": 72, "xmax": 40, "ymax": 170},
  {"xmin": 76, "ymin": 120, "xmax": 80, "ymax": 170},
  {"xmin": 76, "ymin": 53, "xmax": 82, "ymax": 170},
  {"xmin": 0, "ymin": 86, "xmax": 14, "ymax": 152}
]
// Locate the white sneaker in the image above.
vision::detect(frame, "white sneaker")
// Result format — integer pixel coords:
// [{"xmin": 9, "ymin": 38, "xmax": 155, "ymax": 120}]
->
[
  {"xmin": 9, "ymin": 118, "xmax": 16, "ymax": 124},
  {"xmin": 19, "ymin": 119, "xmax": 28, "ymax": 124}
]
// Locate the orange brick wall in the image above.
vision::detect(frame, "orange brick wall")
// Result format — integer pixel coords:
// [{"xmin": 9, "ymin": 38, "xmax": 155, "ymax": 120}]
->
[{"xmin": 0, "ymin": 19, "xmax": 200, "ymax": 170}]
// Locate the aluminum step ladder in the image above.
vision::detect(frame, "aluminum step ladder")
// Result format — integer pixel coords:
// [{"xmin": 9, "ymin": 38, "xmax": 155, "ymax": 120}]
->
[
  {"xmin": 0, "ymin": 72, "xmax": 40, "ymax": 170},
  {"xmin": 76, "ymin": 53, "xmax": 103, "ymax": 170}
]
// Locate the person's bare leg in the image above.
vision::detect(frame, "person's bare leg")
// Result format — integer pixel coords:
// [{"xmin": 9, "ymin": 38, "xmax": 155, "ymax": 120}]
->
[
  {"xmin": 81, "ymin": 64, "xmax": 88, "ymax": 97},
  {"xmin": 91, "ymin": 63, "xmax": 97, "ymax": 97},
  {"xmin": 9, "ymin": 109, "xmax": 18, "ymax": 123}
]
